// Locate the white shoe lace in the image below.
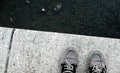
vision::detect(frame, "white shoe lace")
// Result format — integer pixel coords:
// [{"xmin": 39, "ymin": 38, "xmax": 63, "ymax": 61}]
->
[
  {"xmin": 90, "ymin": 65, "xmax": 106, "ymax": 73},
  {"xmin": 63, "ymin": 60, "xmax": 74, "ymax": 73}
]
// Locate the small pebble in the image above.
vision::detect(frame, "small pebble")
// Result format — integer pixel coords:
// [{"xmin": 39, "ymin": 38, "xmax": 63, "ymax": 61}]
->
[
  {"xmin": 41, "ymin": 8, "xmax": 46, "ymax": 12},
  {"xmin": 54, "ymin": 3, "xmax": 62, "ymax": 11},
  {"xmin": 26, "ymin": 0, "xmax": 30, "ymax": 4},
  {"xmin": 10, "ymin": 17, "xmax": 14, "ymax": 22}
]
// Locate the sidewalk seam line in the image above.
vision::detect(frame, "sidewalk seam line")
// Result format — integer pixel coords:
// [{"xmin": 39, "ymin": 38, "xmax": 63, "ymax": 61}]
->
[{"xmin": 4, "ymin": 28, "xmax": 15, "ymax": 73}]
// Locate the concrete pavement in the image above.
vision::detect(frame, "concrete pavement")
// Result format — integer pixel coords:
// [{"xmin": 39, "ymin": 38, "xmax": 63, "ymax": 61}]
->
[
  {"xmin": 0, "ymin": 27, "xmax": 120, "ymax": 73},
  {"xmin": 0, "ymin": 27, "xmax": 13, "ymax": 73}
]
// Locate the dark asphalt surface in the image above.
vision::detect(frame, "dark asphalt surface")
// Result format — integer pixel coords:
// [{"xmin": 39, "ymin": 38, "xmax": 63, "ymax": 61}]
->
[{"xmin": 0, "ymin": 0, "xmax": 120, "ymax": 38}]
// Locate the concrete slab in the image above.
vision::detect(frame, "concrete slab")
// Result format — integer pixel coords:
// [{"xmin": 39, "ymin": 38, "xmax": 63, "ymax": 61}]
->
[
  {"xmin": 0, "ymin": 27, "xmax": 13, "ymax": 73},
  {"xmin": 8, "ymin": 29, "xmax": 120, "ymax": 73}
]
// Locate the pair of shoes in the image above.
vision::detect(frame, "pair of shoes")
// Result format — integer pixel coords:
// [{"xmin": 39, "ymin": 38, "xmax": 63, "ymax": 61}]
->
[{"xmin": 61, "ymin": 47, "xmax": 107, "ymax": 73}]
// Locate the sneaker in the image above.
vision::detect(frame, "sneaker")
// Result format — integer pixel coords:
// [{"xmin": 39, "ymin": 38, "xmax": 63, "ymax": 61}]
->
[
  {"xmin": 61, "ymin": 48, "xmax": 78, "ymax": 73},
  {"xmin": 88, "ymin": 50, "xmax": 107, "ymax": 73}
]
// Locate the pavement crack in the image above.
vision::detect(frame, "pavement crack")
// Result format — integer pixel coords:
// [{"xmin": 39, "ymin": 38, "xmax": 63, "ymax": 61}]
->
[{"xmin": 4, "ymin": 28, "xmax": 15, "ymax": 73}]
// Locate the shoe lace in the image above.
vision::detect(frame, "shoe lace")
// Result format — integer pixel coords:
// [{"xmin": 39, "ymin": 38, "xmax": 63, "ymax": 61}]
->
[
  {"xmin": 62, "ymin": 60, "xmax": 76, "ymax": 73},
  {"xmin": 63, "ymin": 60, "xmax": 74, "ymax": 73},
  {"xmin": 89, "ymin": 65, "xmax": 107, "ymax": 73}
]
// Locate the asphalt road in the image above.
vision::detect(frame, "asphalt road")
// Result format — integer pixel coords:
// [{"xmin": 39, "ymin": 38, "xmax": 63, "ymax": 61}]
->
[{"xmin": 0, "ymin": 0, "xmax": 120, "ymax": 38}]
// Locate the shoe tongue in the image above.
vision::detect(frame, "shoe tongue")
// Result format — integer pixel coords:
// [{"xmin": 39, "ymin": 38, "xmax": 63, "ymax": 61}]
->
[
  {"xmin": 66, "ymin": 58, "xmax": 76, "ymax": 64},
  {"xmin": 91, "ymin": 55, "xmax": 102, "ymax": 67},
  {"xmin": 91, "ymin": 55, "xmax": 103, "ymax": 73}
]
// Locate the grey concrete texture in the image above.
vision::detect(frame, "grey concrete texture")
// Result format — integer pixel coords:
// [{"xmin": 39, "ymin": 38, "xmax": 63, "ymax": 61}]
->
[
  {"xmin": 0, "ymin": 27, "xmax": 13, "ymax": 73},
  {"xmin": 7, "ymin": 29, "xmax": 120, "ymax": 73}
]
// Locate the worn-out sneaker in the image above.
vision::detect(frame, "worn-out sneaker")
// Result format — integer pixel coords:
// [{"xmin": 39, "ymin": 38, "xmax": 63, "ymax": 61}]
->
[
  {"xmin": 61, "ymin": 48, "xmax": 78, "ymax": 73},
  {"xmin": 88, "ymin": 50, "xmax": 107, "ymax": 73}
]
